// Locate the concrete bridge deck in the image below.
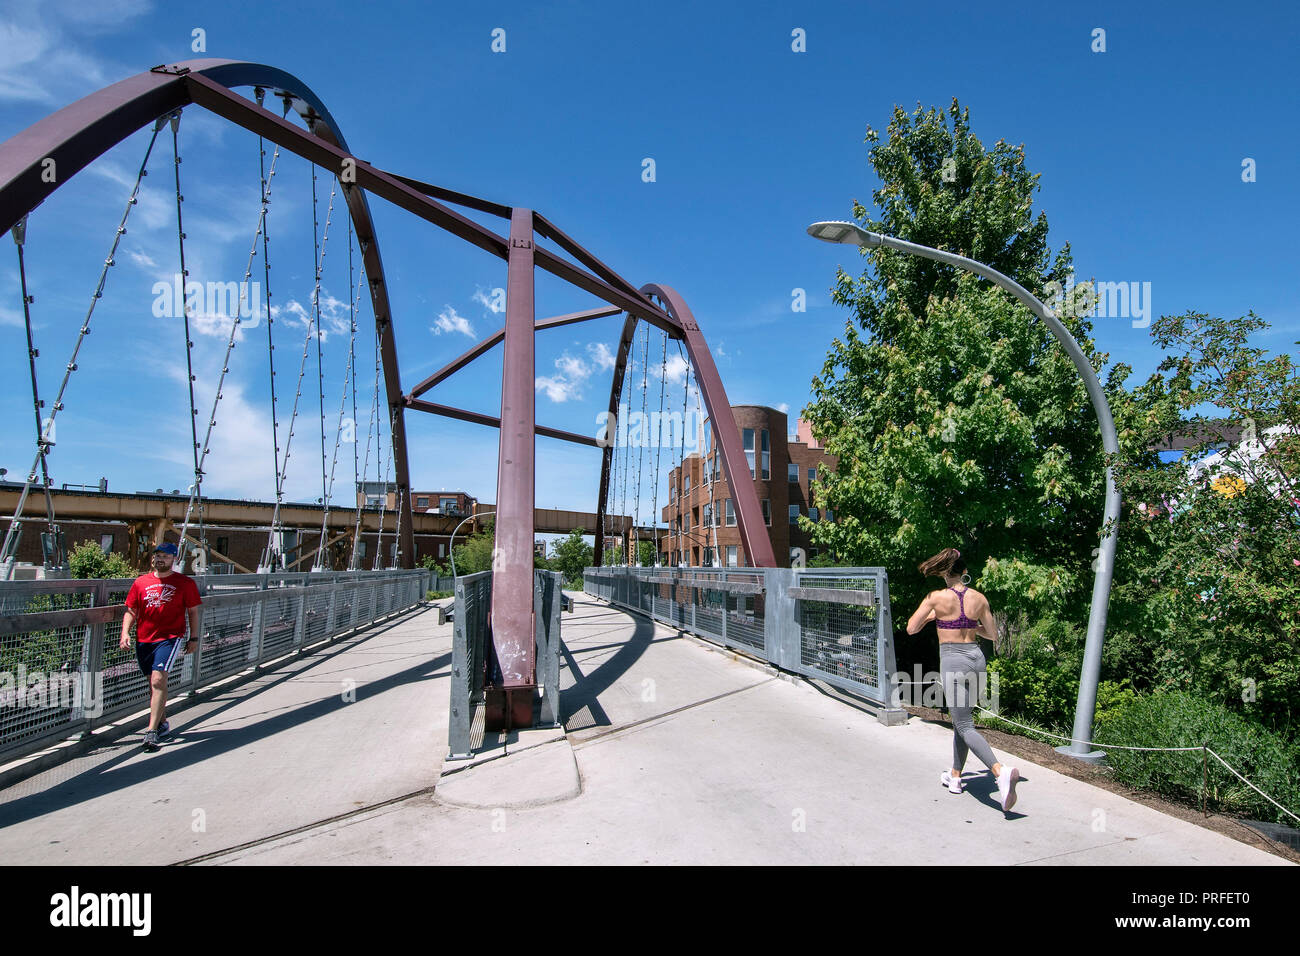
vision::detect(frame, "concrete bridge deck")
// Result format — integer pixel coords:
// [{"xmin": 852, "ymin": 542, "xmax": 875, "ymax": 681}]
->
[{"xmin": 0, "ymin": 592, "xmax": 1288, "ymax": 865}]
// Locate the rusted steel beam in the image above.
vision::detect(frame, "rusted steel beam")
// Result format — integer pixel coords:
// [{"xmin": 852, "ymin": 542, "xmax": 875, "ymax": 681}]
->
[
  {"xmin": 406, "ymin": 305, "xmax": 622, "ymax": 400},
  {"xmin": 404, "ymin": 398, "xmax": 599, "ymax": 448},
  {"xmin": 489, "ymin": 207, "xmax": 538, "ymax": 701}
]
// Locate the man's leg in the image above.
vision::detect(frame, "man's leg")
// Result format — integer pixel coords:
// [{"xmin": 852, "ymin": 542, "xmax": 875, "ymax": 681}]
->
[{"xmin": 149, "ymin": 670, "xmax": 167, "ymax": 732}]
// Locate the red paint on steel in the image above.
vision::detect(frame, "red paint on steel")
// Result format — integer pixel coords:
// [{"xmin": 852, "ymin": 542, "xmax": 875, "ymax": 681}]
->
[{"xmin": 489, "ymin": 208, "xmax": 538, "ymax": 688}]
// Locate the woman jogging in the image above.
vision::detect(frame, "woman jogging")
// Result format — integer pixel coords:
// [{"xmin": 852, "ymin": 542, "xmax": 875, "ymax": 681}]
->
[{"xmin": 905, "ymin": 547, "xmax": 1020, "ymax": 813}]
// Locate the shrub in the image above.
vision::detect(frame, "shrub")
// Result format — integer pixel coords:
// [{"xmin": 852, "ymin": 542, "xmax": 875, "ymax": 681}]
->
[{"xmin": 1096, "ymin": 691, "xmax": 1299, "ymax": 824}]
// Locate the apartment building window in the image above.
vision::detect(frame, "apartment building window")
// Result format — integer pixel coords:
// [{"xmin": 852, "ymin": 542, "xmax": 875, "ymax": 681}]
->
[
  {"xmin": 761, "ymin": 429, "xmax": 770, "ymax": 480},
  {"xmin": 416, "ymin": 496, "xmax": 430, "ymax": 509},
  {"xmin": 100, "ymin": 533, "xmax": 114, "ymax": 553},
  {"xmin": 789, "ymin": 504, "xmax": 801, "ymax": 524},
  {"xmin": 744, "ymin": 428, "xmax": 756, "ymax": 478},
  {"xmin": 702, "ymin": 502, "xmax": 712, "ymax": 527},
  {"xmin": 684, "ymin": 473, "xmax": 691, "ymax": 496},
  {"xmin": 726, "ymin": 546, "xmax": 738, "ymax": 567},
  {"xmin": 215, "ymin": 536, "xmax": 229, "ymax": 556},
  {"xmin": 761, "ymin": 499, "xmax": 771, "ymax": 526},
  {"xmin": 808, "ymin": 466, "xmax": 817, "ymax": 484},
  {"xmin": 684, "ymin": 510, "xmax": 691, "ymax": 532},
  {"xmin": 788, "ymin": 462, "xmax": 799, "ymax": 482},
  {"xmin": 703, "ymin": 546, "xmax": 715, "ymax": 568},
  {"xmin": 438, "ymin": 542, "xmax": 446, "ymax": 557},
  {"xmin": 670, "ymin": 482, "xmax": 676, "ymax": 502},
  {"xmin": 809, "ymin": 506, "xmax": 820, "ymax": 522},
  {"xmin": 725, "ymin": 499, "xmax": 735, "ymax": 526}
]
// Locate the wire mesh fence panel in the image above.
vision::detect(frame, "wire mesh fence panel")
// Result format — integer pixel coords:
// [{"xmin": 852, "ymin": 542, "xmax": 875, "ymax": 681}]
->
[
  {"xmin": 694, "ymin": 587, "xmax": 724, "ymax": 640},
  {"xmin": 0, "ymin": 621, "xmax": 90, "ymax": 757},
  {"xmin": 725, "ymin": 591, "xmax": 766, "ymax": 650},
  {"xmin": 0, "ymin": 582, "xmax": 101, "ymax": 616},
  {"xmin": 303, "ymin": 588, "xmax": 332, "ymax": 646},
  {"xmin": 259, "ymin": 592, "xmax": 301, "ymax": 660},
  {"xmin": 195, "ymin": 597, "xmax": 254, "ymax": 682},
  {"xmin": 794, "ymin": 572, "xmax": 883, "ymax": 697}
]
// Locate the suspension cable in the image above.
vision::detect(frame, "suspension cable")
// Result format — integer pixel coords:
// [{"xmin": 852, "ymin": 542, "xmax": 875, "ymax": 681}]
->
[
  {"xmin": 634, "ymin": 321, "xmax": 649, "ymax": 565},
  {"xmin": 374, "ymin": 404, "xmax": 394, "ymax": 570},
  {"xmin": 651, "ymin": 328, "xmax": 667, "ymax": 566},
  {"xmin": 258, "ymin": 89, "xmax": 286, "ymax": 571},
  {"xmin": 165, "ymin": 110, "xmax": 208, "ymax": 572},
  {"xmin": 13, "ymin": 218, "xmax": 57, "ymax": 532},
  {"xmin": 350, "ymin": 310, "xmax": 381, "ymax": 570},
  {"xmin": 177, "ymin": 116, "xmax": 283, "ymax": 567},
  {"xmin": 260, "ymin": 156, "xmax": 337, "ymax": 572},
  {"xmin": 309, "ymin": 148, "xmax": 334, "ymax": 557},
  {"xmin": 1, "ymin": 118, "xmax": 165, "ymax": 578},
  {"xmin": 676, "ymin": 338, "xmax": 690, "ymax": 566},
  {"xmin": 314, "ymin": 208, "xmax": 363, "ymax": 571},
  {"xmin": 618, "ymin": 338, "xmax": 634, "ymax": 563}
]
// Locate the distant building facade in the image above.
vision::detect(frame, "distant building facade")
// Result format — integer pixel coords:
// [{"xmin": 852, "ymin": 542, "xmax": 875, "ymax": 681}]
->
[{"xmin": 660, "ymin": 406, "xmax": 837, "ymax": 568}]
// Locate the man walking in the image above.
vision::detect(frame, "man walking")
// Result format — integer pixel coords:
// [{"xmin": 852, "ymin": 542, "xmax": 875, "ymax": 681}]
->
[{"xmin": 120, "ymin": 542, "xmax": 202, "ymax": 752}]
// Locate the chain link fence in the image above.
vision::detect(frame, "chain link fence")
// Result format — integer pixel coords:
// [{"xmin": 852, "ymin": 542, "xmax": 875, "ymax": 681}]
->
[
  {"xmin": 584, "ymin": 566, "xmax": 904, "ymax": 719},
  {"xmin": 0, "ymin": 569, "xmax": 431, "ymax": 763}
]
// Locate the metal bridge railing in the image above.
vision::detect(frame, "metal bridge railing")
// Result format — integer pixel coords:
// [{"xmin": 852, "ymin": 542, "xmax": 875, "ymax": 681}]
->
[
  {"xmin": 0, "ymin": 569, "xmax": 430, "ymax": 763},
  {"xmin": 447, "ymin": 568, "xmax": 563, "ymax": 760},
  {"xmin": 583, "ymin": 566, "xmax": 905, "ymax": 721}
]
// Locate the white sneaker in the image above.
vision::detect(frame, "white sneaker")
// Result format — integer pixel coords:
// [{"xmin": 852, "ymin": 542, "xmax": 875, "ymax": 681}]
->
[
  {"xmin": 940, "ymin": 770, "xmax": 963, "ymax": 794},
  {"xmin": 997, "ymin": 766, "xmax": 1021, "ymax": 811}
]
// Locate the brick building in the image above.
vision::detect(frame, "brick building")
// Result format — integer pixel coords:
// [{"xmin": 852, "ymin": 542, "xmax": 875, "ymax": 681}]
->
[{"xmin": 660, "ymin": 406, "xmax": 837, "ymax": 567}]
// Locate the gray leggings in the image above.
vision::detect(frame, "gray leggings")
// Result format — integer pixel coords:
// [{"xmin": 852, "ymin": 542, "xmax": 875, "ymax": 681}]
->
[{"xmin": 939, "ymin": 642, "xmax": 998, "ymax": 772}]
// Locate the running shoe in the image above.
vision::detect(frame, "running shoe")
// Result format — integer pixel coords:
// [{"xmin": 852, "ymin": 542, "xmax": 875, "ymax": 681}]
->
[
  {"xmin": 157, "ymin": 720, "xmax": 171, "ymax": 742},
  {"xmin": 142, "ymin": 730, "xmax": 160, "ymax": 752},
  {"xmin": 997, "ymin": 765, "xmax": 1021, "ymax": 811},
  {"xmin": 940, "ymin": 770, "xmax": 963, "ymax": 794}
]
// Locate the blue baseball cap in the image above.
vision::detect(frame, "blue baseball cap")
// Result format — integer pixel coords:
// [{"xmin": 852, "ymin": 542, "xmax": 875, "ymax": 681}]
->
[{"xmin": 153, "ymin": 542, "xmax": 179, "ymax": 556}]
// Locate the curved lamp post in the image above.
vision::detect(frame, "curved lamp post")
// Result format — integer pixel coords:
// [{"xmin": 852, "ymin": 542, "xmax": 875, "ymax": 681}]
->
[
  {"xmin": 449, "ymin": 510, "xmax": 494, "ymax": 579},
  {"xmin": 807, "ymin": 220, "xmax": 1118, "ymax": 762}
]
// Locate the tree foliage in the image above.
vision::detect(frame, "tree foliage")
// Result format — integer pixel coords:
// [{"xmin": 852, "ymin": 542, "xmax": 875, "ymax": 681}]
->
[
  {"xmin": 68, "ymin": 540, "xmax": 135, "ymax": 579},
  {"xmin": 803, "ymin": 99, "xmax": 1134, "ymax": 634},
  {"xmin": 552, "ymin": 530, "xmax": 594, "ymax": 584}
]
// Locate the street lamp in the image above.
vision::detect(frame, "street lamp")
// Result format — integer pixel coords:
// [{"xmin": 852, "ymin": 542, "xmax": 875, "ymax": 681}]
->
[
  {"xmin": 808, "ymin": 220, "xmax": 1119, "ymax": 763},
  {"xmin": 448, "ymin": 510, "xmax": 494, "ymax": 578}
]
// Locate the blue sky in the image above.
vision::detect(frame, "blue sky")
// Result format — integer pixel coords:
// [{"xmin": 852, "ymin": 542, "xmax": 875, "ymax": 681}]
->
[{"xmin": 0, "ymin": 0, "xmax": 1296, "ymax": 545}]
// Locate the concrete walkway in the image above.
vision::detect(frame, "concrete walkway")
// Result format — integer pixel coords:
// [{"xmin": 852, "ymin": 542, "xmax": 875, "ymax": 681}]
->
[{"xmin": 0, "ymin": 593, "xmax": 1289, "ymax": 865}]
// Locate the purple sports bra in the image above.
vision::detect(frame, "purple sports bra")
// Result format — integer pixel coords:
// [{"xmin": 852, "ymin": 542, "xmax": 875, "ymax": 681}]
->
[{"xmin": 935, "ymin": 586, "xmax": 979, "ymax": 630}]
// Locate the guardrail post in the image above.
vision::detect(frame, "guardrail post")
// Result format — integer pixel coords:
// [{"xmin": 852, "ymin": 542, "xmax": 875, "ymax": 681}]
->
[
  {"xmin": 247, "ymin": 576, "xmax": 267, "ymax": 664},
  {"xmin": 75, "ymin": 580, "xmax": 107, "ymax": 736},
  {"xmin": 293, "ymin": 586, "xmax": 307, "ymax": 651},
  {"xmin": 875, "ymin": 570, "xmax": 907, "ymax": 726},
  {"xmin": 765, "ymin": 568, "xmax": 798, "ymax": 671},
  {"xmin": 447, "ymin": 575, "xmax": 474, "ymax": 760},
  {"xmin": 533, "ymin": 570, "xmax": 561, "ymax": 728}
]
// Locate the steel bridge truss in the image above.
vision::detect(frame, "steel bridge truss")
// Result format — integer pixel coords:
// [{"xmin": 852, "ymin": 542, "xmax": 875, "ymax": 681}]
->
[{"xmin": 0, "ymin": 58, "xmax": 776, "ymax": 721}]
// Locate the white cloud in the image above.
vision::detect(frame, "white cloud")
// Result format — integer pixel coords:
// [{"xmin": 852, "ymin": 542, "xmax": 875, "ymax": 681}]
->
[
  {"xmin": 128, "ymin": 248, "xmax": 157, "ymax": 269},
  {"xmin": 587, "ymin": 341, "xmax": 615, "ymax": 371},
  {"xmin": 535, "ymin": 374, "xmax": 579, "ymax": 403},
  {"xmin": 0, "ymin": 1, "xmax": 149, "ymax": 106},
  {"xmin": 432, "ymin": 305, "xmax": 475, "ymax": 338},
  {"xmin": 778, "ymin": 402, "xmax": 789, "ymax": 414},
  {"xmin": 661, "ymin": 353, "xmax": 689, "ymax": 385},
  {"xmin": 472, "ymin": 285, "xmax": 505, "ymax": 314}
]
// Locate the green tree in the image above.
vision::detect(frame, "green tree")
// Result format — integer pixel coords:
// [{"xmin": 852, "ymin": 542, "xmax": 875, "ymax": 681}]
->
[
  {"xmin": 552, "ymin": 530, "xmax": 594, "ymax": 584},
  {"xmin": 68, "ymin": 540, "xmax": 135, "ymax": 579},
  {"xmin": 636, "ymin": 540, "xmax": 656, "ymax": 567},
  {"xmin": 803, "ymin": 99, "xmax": 1139, "ymax": 643},
  {"xmin": 451, "ymin": 529, "xmax": 496, "ymax": 576},
  {"xmin": 1109, "ymin": 310, "xmax": 1300, "ymax": 729}
]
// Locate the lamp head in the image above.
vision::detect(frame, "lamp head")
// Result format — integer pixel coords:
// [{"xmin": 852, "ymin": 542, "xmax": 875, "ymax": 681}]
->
[{"xmin": 806, "ymin": 221, "xmax": 881, "ymax": 247}]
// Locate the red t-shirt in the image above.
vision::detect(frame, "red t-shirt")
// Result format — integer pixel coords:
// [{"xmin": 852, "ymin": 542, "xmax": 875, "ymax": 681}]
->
[{"xmin": 125, "ymin": 572, "xmax": 202, "ymax": 643}]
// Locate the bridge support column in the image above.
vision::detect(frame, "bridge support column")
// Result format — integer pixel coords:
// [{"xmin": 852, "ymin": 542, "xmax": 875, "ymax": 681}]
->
[{"xmin": 485, "ymin": 207, "xmax": 537, "ymax": 730}]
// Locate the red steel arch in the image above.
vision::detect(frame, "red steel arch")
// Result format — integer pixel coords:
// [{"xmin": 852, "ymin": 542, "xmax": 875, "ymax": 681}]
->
[
  {"xmin": 0, "ymin": 58, "xmax": 418, "ymax": 564},
  {"xmin": 595, "ymin": 286, "xmax": 776, "ymax": 569}
]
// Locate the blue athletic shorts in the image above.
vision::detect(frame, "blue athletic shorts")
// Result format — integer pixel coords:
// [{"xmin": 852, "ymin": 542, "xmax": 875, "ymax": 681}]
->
[{"xmin": 136, "ymin": 638, "xmax": 184, "ymax": 678}]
